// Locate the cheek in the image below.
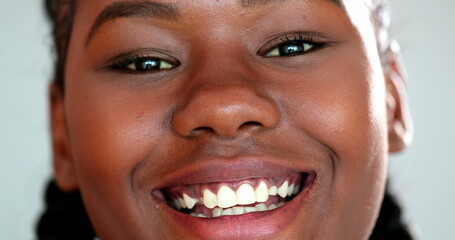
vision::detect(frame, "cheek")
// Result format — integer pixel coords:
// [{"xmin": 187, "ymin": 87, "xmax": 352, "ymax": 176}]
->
[
  {"xmin": 64, "ymin": 78, "xmax": 172, "ymax": 236},
  {"xmin": 273, "ymin": 49, "xmax": 388, "ymax": 237},
  {"xmin": 66, "ymin": 88, "xmax": 162, "ymax": 183}
]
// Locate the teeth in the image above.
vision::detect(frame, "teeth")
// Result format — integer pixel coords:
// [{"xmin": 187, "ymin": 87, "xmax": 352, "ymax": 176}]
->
[
  {"xmin": 217, "ymin": 185, "xmax": 237, "ymax": 208},
  {"xmin": 171, "ymin": 178, "xmax": 302, "ymax": 213},
  {"xmin": 236, "ymin": 184, "xmax": 256, "ymax": 205},
  {"xmin": 173, "ymin": 199, "xmax": 182, "ymax": 210},
  {"xmin": 278, "ymin": 181, "xmax": 289, "ymax": 198},
  {"xmin": 293, "ymin": 185, "xmax": 300, "ymax": 194},
  {"xmin": 183, "ymin": 194, "xmax": 198, "ymax": 209},
  {"xmin": 210, "ymin": 202, "xmax": 285, "ymax": 218},
  {"xmin": 190, "ymin": 213, "xmax": 209, "ymax": 218},
  {"xmin": 268, "ymin": 204, "xmax": 277, "ymax": 210},
  {"xmin": 244, "ymin": 207, "xmax": 258, "ymax": 213},
  {"xmin": 255, "ymin": 203, "xmax": 268, "ymax": 211},
  {"xmin": 212, "ymin": 207, "xmax": 223, "ymax": 217},
  {"xmin": 221, "ymin": 208, "xmax": 233, "ymax": 216},
  {"xmin": 287, "ymin": 184, "xmax": 295, "ymax": 197},
  {"xmin": 178, "ymin": 198, "xmax": 186, "ymax": 209},
  {"xmin": 202, "ymin": 189, "xmax": 217, "ymax": 209},
  {"xmin": 269, "ymin": 186, "xmax": 278, "ymax": 196},
  {"xmin": 233, "ymin": 206, "xmax": 245, "ymax": 215},
  {"xmin": 255, "ymin": 181, "xmax": 269, "ymax": 202}
]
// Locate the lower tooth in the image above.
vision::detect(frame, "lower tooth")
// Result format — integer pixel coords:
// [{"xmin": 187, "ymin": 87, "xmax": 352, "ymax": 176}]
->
[
  {"xmin": 190, "ymin": 213, "xmax": 208, "ymax": 218},
  {"xmin": 233, "ymin": 207, "xmax": 245, "ymax": 215},
  {"xmin": 255, "ymin": 203, "xmax": 267, "ymax": 211},
  {"xmin": 244, "ymin": 207, "xmax": 258, "ymax": 213},
  {"xmin": 268, "ymin": 204, "xmax": 277, "ymax": 210},
  {"xmin": 209, "ymin": 202, "xmax": 286, "ymax": 218},
  {"xmin": 221, "ymin": 208, "xmax": 233, "ymax": 216},
  {"xmin": 212, "ymin": 208, "xmax": 223, "ymax": 217}
]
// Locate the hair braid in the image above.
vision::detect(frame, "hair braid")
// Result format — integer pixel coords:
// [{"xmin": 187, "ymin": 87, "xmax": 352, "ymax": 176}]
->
[
  {"xmin": 369, "ymin": 184, "xmax": 414, "ymax": 239},
  {"xmin": 36, "ymin": 180, "xmax": 95, "ymax": 240}
]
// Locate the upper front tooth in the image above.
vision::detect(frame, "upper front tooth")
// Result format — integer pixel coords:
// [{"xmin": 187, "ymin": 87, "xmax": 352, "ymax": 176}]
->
[
  {"xmin": 255, "ymin": 181, "xmax": 269, "ymax": 202},
  {"xmin": 278, "ymin": 181, "xmax": 289, "ymax": 198},
  {"xmin": 203, "ymin": 189, "xmax": 217, "ymax": 209},
  {"xmin": 217, "ymin": 185, "xmax": 237, "ymax": 208},
  {"xmin": 236, "ymin": 184, "xmax": 256, "ymax": 205},
  {"xmin": 183, "ymin": 194, "xmax": 198, "ymax": 209},
  {"xmin": 287, "ymin": 184, "xmax": 295, "ymax": 196}
]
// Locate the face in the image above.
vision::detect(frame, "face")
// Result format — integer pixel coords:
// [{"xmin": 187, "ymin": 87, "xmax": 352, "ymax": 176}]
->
[{"xmin": 50, "ymin": 0, "xmax": 410, "ymax": 239}]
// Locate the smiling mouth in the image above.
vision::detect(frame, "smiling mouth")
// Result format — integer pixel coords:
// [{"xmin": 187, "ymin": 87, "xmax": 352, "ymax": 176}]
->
[{"xmin": 157, "ymin": 172, "xmax": 316, "ymax": 218}]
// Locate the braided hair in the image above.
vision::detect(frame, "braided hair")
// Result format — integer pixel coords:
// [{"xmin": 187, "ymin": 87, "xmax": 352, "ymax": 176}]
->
[{"xmin": 37, "ymin": 0, "xmax": 414, "ymax": 239}]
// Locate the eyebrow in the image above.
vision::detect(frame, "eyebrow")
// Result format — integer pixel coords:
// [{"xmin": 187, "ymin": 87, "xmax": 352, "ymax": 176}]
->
[
  {"xmin": 86, "ymin": 0, "xmax": 343, "ymax": 47},
  {"xmin": 86, "ymin": 1, "xmax": 180, "ymax": 46}
]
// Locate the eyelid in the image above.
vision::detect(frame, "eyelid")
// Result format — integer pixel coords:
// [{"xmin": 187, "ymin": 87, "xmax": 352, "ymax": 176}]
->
[
  {"xmin": 257, "ymin": 32, "xmax": 332, "ymax": 57},
  {"xmin": 104, "ymin": 49, "xmax": 180, "ymax": 72}
]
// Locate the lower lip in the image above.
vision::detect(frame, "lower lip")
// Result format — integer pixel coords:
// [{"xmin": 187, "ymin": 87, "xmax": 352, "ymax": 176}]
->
[{"xmin": 159, "ymin": 182, "xmax": 314, "ymax": 239}]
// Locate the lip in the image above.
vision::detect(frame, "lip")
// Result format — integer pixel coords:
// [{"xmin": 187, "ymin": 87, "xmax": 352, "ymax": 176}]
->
[
  {"xmin": 155, "ymin": 175, "xmax": 316, "ymax": 239},
  {"xmin": 149, "ymin": 156, "xmax": 318, "ymax": 239},
  {"xmin": 151, "ymin": 156, "xmax": 316, "ymax": 189}
]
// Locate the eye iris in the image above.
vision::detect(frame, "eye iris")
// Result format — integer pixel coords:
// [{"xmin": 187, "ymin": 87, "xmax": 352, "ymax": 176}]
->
[
  {"xmin": 279, "ymin": 42, "xmax": 304, "ymax": 56},
  {"xmin": 137, "ymin": 59, "xmax": 159, "ymax": 71}
]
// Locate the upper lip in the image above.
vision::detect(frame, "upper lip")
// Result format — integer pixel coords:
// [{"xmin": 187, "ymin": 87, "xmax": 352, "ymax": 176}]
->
[{"xmin": 151, "ymin": 155, "xmax": 317, "ymax": 192}]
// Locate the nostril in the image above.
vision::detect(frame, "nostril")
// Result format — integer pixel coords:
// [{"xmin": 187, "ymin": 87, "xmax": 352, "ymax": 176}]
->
[
  {"xmin": 189, "ymin": 121, "xmax": 264, "ymax": 138},
  {"xmin": 172, "ymin": 85, "xmax": 280, "ymax": 138},
  {"xmin": 237, "ymin": 121, "xmax": 263, "ymax": 132},
  {"xmin": 190, "ymin": 126, "xmax": 215, "ymax": 136}
]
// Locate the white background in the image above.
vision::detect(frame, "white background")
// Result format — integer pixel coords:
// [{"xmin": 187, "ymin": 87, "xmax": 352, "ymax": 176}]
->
[{"xmin": 1, "ymin": 0, "xmax": 454, "ymax": 239}]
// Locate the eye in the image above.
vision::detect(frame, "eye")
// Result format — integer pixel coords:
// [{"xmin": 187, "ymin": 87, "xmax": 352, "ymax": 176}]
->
[
  {"xmin": 124, "ymin": 58, "xmax": 174, "ymax": 72},
  {"xmin": 109, "ymin": 50, "xmax": 180, "ymax": 74},
  {"xmin": 259, "ymin": 33, "xmax": 326, "ymax": 58},
  {"xmin": 265, "ymin": 41, "xmax": 315, "ymax": 57},
  {"xmin": 113, "ymin": 57, "xmax": 177, "ymax": 72}
]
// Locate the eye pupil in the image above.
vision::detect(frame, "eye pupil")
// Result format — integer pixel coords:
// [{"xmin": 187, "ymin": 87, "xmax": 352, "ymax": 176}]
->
[
  {"xmin": 279, "ymin": 42, "xmax": 304, "ymax": 56},
  {"xmin": 138, "ymin": 60, "xmax": 159, "ymax": 71}
]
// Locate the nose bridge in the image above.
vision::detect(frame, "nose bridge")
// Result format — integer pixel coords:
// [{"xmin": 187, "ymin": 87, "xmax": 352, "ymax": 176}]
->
[
  {"xmin": 172, "ymin": 81, "xmax": 280, "ymax": 138},
  {"xmin": 171, "ymin": 31, "xmax": 280, "ymax": 138}
]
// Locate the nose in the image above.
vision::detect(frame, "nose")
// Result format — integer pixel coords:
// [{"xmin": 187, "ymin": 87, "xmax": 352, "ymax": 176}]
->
[{"xmin": 172, "ymin": 84, "xmax": 280, "ymax": 138}]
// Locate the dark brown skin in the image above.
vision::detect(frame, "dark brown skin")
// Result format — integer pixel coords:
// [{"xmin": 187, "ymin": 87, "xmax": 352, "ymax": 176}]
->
[{"xmin": 50, "ymin": 0, "xmax": 412, "ymax": 239}]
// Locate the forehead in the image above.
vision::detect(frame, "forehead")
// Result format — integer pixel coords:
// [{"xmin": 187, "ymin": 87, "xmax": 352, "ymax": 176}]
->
[
  {"xmin": 67, "ymin": 0, "xmax": 378, "ymax": 63},
  {"xmin": 75, "ymin": 0, "xmax": 356, "ymax": 45},
  {"xmin": 76, "ymin": 0, "xmax": 348, "ymax": 24}
]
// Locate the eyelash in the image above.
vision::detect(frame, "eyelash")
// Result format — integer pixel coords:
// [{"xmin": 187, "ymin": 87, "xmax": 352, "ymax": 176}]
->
[
  {"xmin": 109, "ymin": 33, "xmax": 326, "ymax": 74},
  {"xmin": 111, "ymin": 52, "xmax": 180, "ymax": 73},
  {"xmin": 261, "ymin": 33, "xmax": 326, "ymax": 58}
]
